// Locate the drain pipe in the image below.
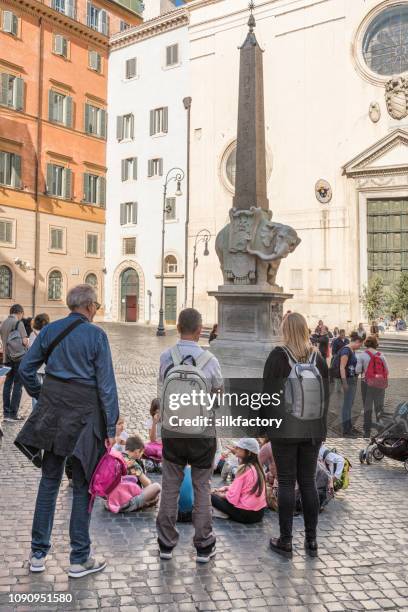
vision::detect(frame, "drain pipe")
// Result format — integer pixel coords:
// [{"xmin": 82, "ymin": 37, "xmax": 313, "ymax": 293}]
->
[{"xmin": 183, "ymin": 96, "xmax": 192, "ymax": 308}]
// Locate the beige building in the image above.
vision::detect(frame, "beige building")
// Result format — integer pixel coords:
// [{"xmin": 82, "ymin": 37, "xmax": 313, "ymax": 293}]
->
[{"xmin": 184, "ymin": 0, "xmax": 408, "ymax": 329}]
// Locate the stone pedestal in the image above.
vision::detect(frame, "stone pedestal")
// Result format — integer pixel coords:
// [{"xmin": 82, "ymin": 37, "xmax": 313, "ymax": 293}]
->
[{"xmin": 208, "ymin": 285, "xmax": 293, "ymax": 378}]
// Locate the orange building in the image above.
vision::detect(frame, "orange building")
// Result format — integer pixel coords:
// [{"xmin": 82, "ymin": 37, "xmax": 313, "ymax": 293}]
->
[{"xmin": 0, "ymin": 0, "xmax": 142, "ymax": 319}]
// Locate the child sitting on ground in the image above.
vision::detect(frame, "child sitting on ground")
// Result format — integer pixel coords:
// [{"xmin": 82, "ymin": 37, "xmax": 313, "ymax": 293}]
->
[
  {"xmin": 118, "ymin": 434, "xmax": 161, "ymax": 512},
  {"xmin": 211, "ymin": 438, "xmax": 267, "ymax": 524},
  {"xmin": 319, "ymin": 444, "xmax": 346, "ymax": 491},
  {"xmin": 144, "ymin": 399, "xmax": 163, "ymax": 467},
  {"xmin": 112, "ymin": 416, "xmax": 129, "ymax": 453}
]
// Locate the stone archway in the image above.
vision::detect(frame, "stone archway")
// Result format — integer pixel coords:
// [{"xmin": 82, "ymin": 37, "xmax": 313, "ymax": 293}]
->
[{"xmin": 112, "ymin": 260, "xmax": 145, "ymax": 323}]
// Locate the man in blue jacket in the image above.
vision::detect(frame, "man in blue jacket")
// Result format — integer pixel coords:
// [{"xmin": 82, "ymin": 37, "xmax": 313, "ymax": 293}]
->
[{"xmin": 16, "ymin": 284, "xmax": 118, "ymax": 579}]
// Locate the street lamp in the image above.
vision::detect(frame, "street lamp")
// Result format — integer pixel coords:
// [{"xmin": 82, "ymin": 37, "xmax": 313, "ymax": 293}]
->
[
  {"xmin": 156, "ymin": 167, "xmax": 185, "ymax": 336},
  {"xmin": 191, "ymin": 229, "xmax": 211, "ymax": 308}
]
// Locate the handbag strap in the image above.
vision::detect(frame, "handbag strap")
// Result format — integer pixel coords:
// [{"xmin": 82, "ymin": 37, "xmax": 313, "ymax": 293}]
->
[{"xmin": 44, "ymin": 318, "xmax": 86, "ymax": 363}]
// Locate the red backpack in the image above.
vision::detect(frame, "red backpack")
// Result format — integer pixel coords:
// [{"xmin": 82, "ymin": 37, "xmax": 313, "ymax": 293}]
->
[
  {"xmin": 88, "ymin": 447, "xmax": 127, "ymax": 512},
  {"xmin": 365, "ymin": 351, "xmax": 388, "ymax": 389}
]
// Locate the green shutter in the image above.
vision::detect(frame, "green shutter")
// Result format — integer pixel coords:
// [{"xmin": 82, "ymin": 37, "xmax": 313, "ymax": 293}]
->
[
  {"xmin": 12, "ymin": 13, "xmax": 18, "ymax": 36},
  {"xmin": 64, "ymin": 168, "xmax": 72, "ymax": 199},
  {"xmin": 65, "ymin": 96, "xmax": 73, "ymax": 127},
  {"xmin": 13, "ymin": 154, "xmax": 21, "ymax": 188},
  {"xmin": 48, "ymin": 90, "xmax": 54, "ymax": 121},
  {"xmin": 62, "ymin": 37, "xmax": 68, "ymax": 58},
  {"xmin": 116, "ymin": 115, "xmax": 123, "ymax": 140},
  {"xmin": 120, "ymin": 202, "xmax": 126, "ymax": 225},
  {"xmin": 100, "ymin": 109, "xmax": 107, "ymax": 139},
  {"xmin": 83, "ymin": 172, "xmax": 90, "ymax": 202},
  {"xmin": 3, "ymin": 11, "xmax": 13, "ymax": 33},
  {"xmin": 99, "ymin": 176, "xmax": 106, "ymax": 207},
  {"xmin": 14, "ymin": 77, "xmax": 24, "ymax": 111},
  {"xmin": 150, "ymin": 109, "xmax": 154, "ymax": 136},
  {"xmin": 0, "ymin": 151, "xmax": 5, "ymax": 184},
  {"xmin": 163, "ymin": 107, "xmax": 168, "ymax": 133},
  {"xmin": 84, "ymin": 103, "xmax": 90, "ymax": 133},
  {"xmin": 121, "ymin": 159, "xmax": 127, "ymax": 181},
  {"xmin": 46, "ymin": 164, "xmax": 54, "ymax": 194},
  {"xmin": 0, "ymin": 73, "xmax": 9, "ymax": 106}
]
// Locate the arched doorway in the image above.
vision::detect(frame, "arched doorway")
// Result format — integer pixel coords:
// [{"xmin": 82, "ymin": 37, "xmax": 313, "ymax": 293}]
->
[{"xmin": 120, "ymin": 267, "xmax": 139, "ymax": 322}]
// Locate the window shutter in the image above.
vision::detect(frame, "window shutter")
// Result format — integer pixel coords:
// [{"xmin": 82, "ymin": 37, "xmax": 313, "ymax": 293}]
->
[
  {"xmin": 0, "ymin": 73, "xmax": 9, "ymax": 105},
  {"xmin": 133, "ymin": 157, "xmax": 137, "ymax": 180},
  {"xmin": 100, "ymin": 10, "xmax": 108, "ymax": 35},
  {"xmin": 148, "ymin": 159, "xmax": 153, "ymax": 177},
  {"xmin": 84, "ymin": 103, "xmax": 90, "ymax": 133},
  {"xmin": 54, "ymin": 34, "xmax": 62, "ymax": 54},
  {"xmin": 0, "ymin": 151, "xmax": 5, "ymax": 184},
  {"xmin": 64, "ymin": 168, "xmax": 72, "ymax": 199},
  {"xmin": 149, "ymin": 109, "xmax": 154, "ymax": 136},
  {"xmin": 159, "ymin": 158, "xmax": 163, "ymax": 176},
  {"xmin": 65, "ymin": 95, "xmax": 73, "ymax": 127},
  {"xmin": 99, "ymin": 176, "xmax": 106, "ymax": 208},
  {"xmin": 166, "ymin": 45, "xmax": 171, "ymax": 66},
  {"xmin": 121, "ymin": 159, "xmax": 127, "ymax": 182},
  {"xmin": 132, "ymin": 202, "xmax": 137, "ymax": 224},
  {"xmin": 48, "ymin": 90, "xmax": 54, "ymax": 121},
  {"xmin": 87, "ymin": 2, "xmax": 91, "ymax": 27},
  {"xmin": 12, "ymin": 13, "xmax": 18, "ymax": 35},
  {"xmin": 67, "ymin": 0, "xmax": 75, "ymax": 18},
  {"xmin": 130, "ymin": 113, "xmax": 134, "ymax": 138},
  {"xmin": 163, "ymin": 107, "xmax": 168, "ymax": 133},
  {"xmin": 120, "ymin": 202, "xmax": 126, "ymax": 225},
  {"xmin": 3, "ymin": 11, "xmax": 13, "ymax": 33},
  {"xmin": 100, "ymin": 109, "xmax": 107, "ymax": 138},
  {"xmin": 14, "ymin": 77, "xmax": 24, "ymax": 111},
  {"xmin": 46, "ymin": 164, "xmax": 54, "ymax": 194},
  {"xmin": 116, "ymin": 115, "xmax": 123, "ymax": 140},
  {"xmin": 62, "ymin": 37, "xmax": 68, "ymax": 58},
  {"xmin": 13, "ymin": 154, "xmax": 21, "ymax": 188},
  {"xmin": 83, "ymin": 172, "xmax": 90, "ymax": 202},
  {"xmin": 174, "ymin": 44, "xmax": 179, "ymax": 64}
]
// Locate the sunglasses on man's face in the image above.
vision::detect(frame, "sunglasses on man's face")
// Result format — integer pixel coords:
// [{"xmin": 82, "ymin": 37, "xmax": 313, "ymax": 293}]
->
[{"xmin": 93, "ymin": 302, "xmax": 101, "ymax": 311}]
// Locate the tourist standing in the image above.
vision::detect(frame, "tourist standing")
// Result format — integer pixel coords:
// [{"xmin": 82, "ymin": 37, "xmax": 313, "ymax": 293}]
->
[
  {"xmin": 370, "ymin": 320, "xmax": 379, "ymax": 337},
  {"xmin": 28, "ymin": 314, "xmax": 50, "ymax": 410},
  {"xmin": 156, "ymin": 308, "xmax": 223, "ymax": 563},
  {"xmin": 1, "ymin": 304, "xmax": 29, "ymax": 422},
  {"xmin": 331, "ymin": 329, "xmax": 349, "ymax": 356},
  {"xmin": 262, "ymin": 313, "xmax": 329, "ymax": 558},
  {"xmin": 339, "ymin": 332, "xmax": 364, "ymax": 435},
  {"xmin": 357, "ymin": 323, "xmax": 367, "ymax": 341},
  {"xmin": 16, "ymin": 285, "xmax": 119, "ymax": 578},
  {"xmin": 357, "ymin": 336, "xmax": 388, "ymax": 438}
]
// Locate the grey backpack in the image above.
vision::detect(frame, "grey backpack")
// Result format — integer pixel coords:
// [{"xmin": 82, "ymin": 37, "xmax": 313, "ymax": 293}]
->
[
  {"xmin": 7, "ymin": 322, "xmax": 27, "ymax": 362},
  {"xmin": 161, "ymin": 346, "xmax": 214, "ymax": 436},
  {"xmin": 282, "ymin": 347, "xmax": 324, "ymax": 420}
]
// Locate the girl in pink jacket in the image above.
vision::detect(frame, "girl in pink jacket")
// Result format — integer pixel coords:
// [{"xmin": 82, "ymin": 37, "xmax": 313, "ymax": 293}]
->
[{"xmin": 211, "ymin": 438, "xmax": 267, "ymax": 523}]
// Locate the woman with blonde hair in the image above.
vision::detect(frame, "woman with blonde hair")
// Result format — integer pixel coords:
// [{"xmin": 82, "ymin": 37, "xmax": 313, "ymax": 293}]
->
[{"xmin": 262, "ymin": 312, "xmax": 329, "ymax": 559}]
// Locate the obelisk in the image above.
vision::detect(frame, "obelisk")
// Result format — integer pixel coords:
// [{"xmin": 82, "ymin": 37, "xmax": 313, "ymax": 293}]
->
[{"xmin": 209, "ymin": 2, "xmax": 301, "ymax": 377}]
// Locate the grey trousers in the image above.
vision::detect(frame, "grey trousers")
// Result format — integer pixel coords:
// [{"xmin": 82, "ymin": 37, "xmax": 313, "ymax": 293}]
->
[{"xmin": 156, "ymin": 458, "xmax": 215, "ymax": 550}]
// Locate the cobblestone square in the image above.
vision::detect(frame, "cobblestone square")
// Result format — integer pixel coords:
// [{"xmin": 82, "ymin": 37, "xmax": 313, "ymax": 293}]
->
[{"xmin": 0, "ymin": 324, "xmax": 407, "ymax": 612}]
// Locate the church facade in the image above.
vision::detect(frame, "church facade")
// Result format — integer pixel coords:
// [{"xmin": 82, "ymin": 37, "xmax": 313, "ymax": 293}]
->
[
  {"xmin": 105, "ymin": 0, "xmax": 408, "ymax": 329},
  {"xmin": 186, "ymin": 0, "xmax": 408, "ymax": 329}
]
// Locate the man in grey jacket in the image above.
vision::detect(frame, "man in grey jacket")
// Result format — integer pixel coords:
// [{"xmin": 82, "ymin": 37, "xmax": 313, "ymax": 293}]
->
[{"xmin": 1, "ymin": 304, "xmax": 28, "ymax": 422}]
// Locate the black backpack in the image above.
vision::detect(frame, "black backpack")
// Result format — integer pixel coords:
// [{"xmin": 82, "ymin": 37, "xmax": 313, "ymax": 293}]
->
[{"xmin": 329, "ymin": 346, "xmax": 350, "ymax": 380}]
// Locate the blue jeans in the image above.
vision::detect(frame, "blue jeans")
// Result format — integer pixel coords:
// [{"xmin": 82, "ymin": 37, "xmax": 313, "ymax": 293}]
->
[
  {"xmin": 31, "ymin": 451, "xmax": 91, "ymax": 564},
  {"xmin": 3, "ymin": 361, "xmax": 23, "ymax": 418},
  {"xmin": 342, "ymin": 378, "xmax": 357, "ymax": 434}
]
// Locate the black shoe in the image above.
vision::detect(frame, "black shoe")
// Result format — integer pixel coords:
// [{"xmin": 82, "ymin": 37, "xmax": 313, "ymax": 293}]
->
[
  {"xmin": 158, "ymin": 539, "xmax": 173, "ymax": 560},
  {"xmin": 196, "ymin": 543, "xmax": 216, "ymax": 563},
  {"xmin": 269, "ymin": 538, "xmax": 292, "ymax": 559},
  {"xmin": 9, "ymin": 416, "xmax": 24, "ymax": 421},
  {"xmin": 304, "ymin": 539, "xmax": 318, "ymax": 557}
]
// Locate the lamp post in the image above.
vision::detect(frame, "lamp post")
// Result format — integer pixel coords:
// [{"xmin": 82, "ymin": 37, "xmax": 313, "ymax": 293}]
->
[
  {"xmin": 156, "ymin": 167, "xmax": 185, "ymax": 336},
  {"xmin": 191, "ymin": 229, "xmax": 211, "ymax": 309}
]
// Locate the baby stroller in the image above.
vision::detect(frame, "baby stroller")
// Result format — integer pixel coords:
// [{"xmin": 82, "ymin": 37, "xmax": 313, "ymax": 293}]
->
[{"xmin": 359, "ymin": 402, "xmax": 408, "ymax": 472}]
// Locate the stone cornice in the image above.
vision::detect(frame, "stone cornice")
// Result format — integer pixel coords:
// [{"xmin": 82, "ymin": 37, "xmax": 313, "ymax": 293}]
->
[
  {"xmin": 4, "ymin": 0, "xmax": 109, "ymax": 47},
  {"xmin": 343, "ymin": 129, "xmax": 408, "ymax": 178},
  {"xmin": 110, "ymin": 8, "xmax": 189, "ymax": 50}
]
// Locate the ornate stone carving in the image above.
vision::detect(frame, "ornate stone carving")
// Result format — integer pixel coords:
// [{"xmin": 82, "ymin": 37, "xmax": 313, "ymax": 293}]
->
[
  {"xmin": 215, "ymin": 207, "xmax": 300, "ymax": 288},
  {"xmin": 315, "ymin": 179, "xmax": 332, "ymax": 204},
  {"xmin": 369, "ymin": 102, "xmax": 381, "ymax": 123},
  {"xmin": 385, "ymin": 77, "xmax": 408, "ymax": 120}
]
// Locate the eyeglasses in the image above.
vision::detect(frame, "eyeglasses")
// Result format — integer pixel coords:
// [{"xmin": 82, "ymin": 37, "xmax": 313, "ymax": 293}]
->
[{"xmin": 93, "ymin": 301, "xmax": 101, "ymax": 311}]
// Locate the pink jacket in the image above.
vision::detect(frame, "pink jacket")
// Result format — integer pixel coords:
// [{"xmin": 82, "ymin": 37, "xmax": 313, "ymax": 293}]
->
[
  {"xmin": 226, "ymin": 466, "xmax": 267, "ymax": 511},
  {"xmin": 106, "ymin": 476, "xmax": 142, "ymax": 513}
]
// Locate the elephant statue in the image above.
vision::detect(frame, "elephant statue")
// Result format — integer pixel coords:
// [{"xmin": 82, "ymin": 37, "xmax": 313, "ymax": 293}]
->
[{"xmin": 215, "ymin": 209, "xmax": 301, "ymax": 286}]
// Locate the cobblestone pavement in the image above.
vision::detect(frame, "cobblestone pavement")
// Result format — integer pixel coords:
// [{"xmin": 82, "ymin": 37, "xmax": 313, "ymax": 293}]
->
[{"xmin": 0, "ymin": 324, "xmax": 408, "ymax": 612}]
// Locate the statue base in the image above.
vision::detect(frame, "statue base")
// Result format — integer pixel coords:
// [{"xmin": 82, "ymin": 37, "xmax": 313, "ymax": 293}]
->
[{"xmin": 208, "ymin": 285, "xmax": 293, "ymax": 378}]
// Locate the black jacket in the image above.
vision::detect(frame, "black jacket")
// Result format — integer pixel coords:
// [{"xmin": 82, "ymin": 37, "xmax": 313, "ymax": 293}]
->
[{"xmin": 261, "ymin": 346, "xmax": 329, "ymax": 441}]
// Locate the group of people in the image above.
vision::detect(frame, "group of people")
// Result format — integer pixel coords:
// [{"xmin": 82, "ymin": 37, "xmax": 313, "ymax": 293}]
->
[{"xmin": 0, "ymin": 285, "xmax": 380, "ymax": 578}]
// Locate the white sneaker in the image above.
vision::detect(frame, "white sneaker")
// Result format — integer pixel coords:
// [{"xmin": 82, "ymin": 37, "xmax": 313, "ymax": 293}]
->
[
  {"xmin": 67, "ymin": 557, "xmax": 106, "ymax": 578},
  {"xmin": 196, "ymin": 545, "xmax": 216, "ymax": 563},
  {"xmin": 29, "ymin": 552, "xmax": 46, "ymax": 573}
]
